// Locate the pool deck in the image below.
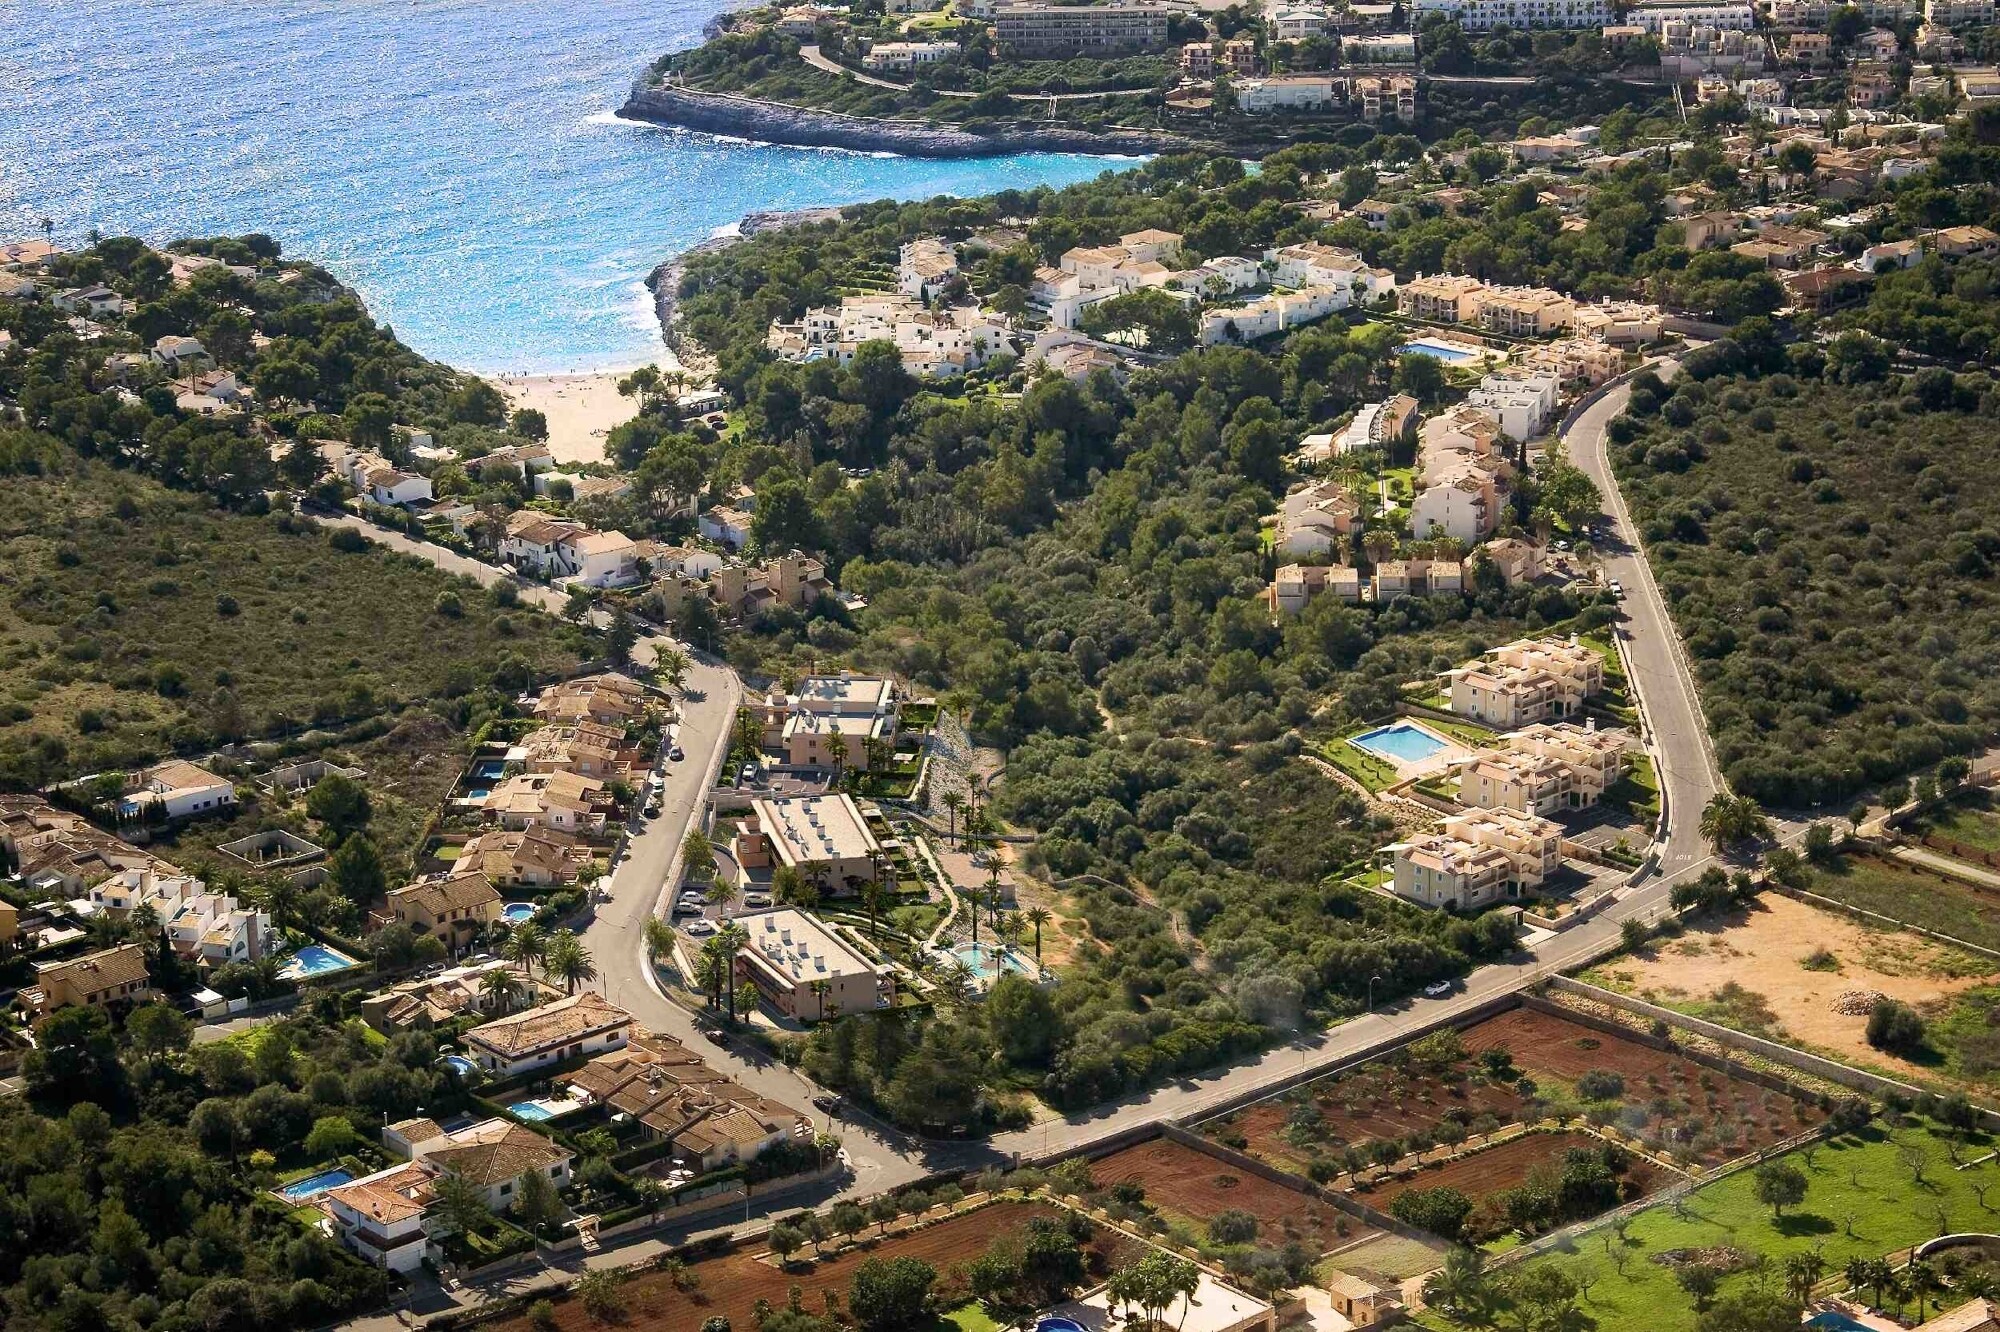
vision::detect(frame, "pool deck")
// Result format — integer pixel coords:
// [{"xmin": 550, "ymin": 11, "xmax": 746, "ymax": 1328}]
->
[{"xmin": 1348, "ymin": 719, "xmax": 1474, "ymax": 779}]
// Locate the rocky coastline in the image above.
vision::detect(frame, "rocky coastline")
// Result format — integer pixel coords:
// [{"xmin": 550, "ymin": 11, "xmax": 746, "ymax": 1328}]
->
[
  {"xmin": 620, "ymin": 82, "xmax": 1205, "ymax": 159},
  {"xmin": 645, "ymin": 206, "xmax": 846, "ymax": 373}
]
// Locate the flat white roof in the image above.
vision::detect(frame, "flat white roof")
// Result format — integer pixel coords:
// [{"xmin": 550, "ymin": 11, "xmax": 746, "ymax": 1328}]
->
[
  {"xmin": 740, "ymin": 908, "xmax": 879, "ymax": 985},
  {"xmin": 792, "ymin": 675, "xmax": 895, "ymax": 713},
  {"xmin": 751, "ymin": 793, "xmax": 882, "ymax": 867}
]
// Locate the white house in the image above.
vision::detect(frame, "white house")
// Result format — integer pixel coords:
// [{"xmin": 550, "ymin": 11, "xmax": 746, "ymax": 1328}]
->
[
  {"xmin": 118, "ymin": 761, "xmax": 236, "ymax": 822},
  {"xmin": 558, "ymin": 528, "xmax": 640, "ymax": 587},
  {"xmin": 897, "ymin": 237, "xmax": 959, "ymax": 302},
  {"xmin": 321, "ymin": 1161, "xmax": 438, "ymax": 1274},
  {"xmin": 462, "ymin": 991, "xmax": 634, "ymax": 1077},
  {"xmin": 699, "ymin": 504, "xmax": 757, "ymax": 550},
  {"xmin": 150, "ymin": 335, "xmax": 207, "ymax": 368},
  {"xmin": 1236, "ymin": 74, "xmax": 1336, "ymax": 113},
  {"xmin": 53, "ymin": 286, "xmax": 131, "ymax": 317}
]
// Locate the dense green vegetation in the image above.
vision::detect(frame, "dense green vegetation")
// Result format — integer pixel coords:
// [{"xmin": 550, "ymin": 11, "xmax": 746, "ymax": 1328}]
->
[
  {"xmin": 0, "ymin": 1001, "xmax": 434, "ymax": 1332},
  {"xmin": 0, "ymin": 237, "xmax": 595, "ymax": 789},
  {"xmin": 1608, "ymin": 350, "xmax": 2000, "ymax": 805}
]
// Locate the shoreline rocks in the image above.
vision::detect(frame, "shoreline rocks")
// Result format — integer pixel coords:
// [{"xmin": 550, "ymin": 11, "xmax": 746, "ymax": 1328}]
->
[{"xmin": 620, "ymin": 82, "xmax": 1205, "ymax": 159}]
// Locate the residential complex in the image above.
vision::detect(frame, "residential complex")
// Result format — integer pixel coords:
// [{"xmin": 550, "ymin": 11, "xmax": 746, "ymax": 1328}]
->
[
  {"xmin": 991, "ymin": 3, "xmax": 1171, "ymax": 56},
  {"xmin": 766, "ymin": 291, "xmax": 1016, "ymax": 378},
  {"xmin": 750, "ymin": 673, "xmax": 902, "ymax": 770},
  {"xmin": 731, "ymin": 908, "xmax": 894, "ymax": 1020},
  {"xmin": 1391, "ymin": 808, "xmax": 1565, "ymax": 909},
  {"xmin": 1410, "ymin": 0, "xmax": 1612, "ymax": 27},
  {"xmin": 563, "ymin": 1031, "xmax": 813, "ymax": 1171},
  {"xmin": 1443, "ymin": 637, "xmax": 1606, "ymax": 728},
  {"xmin": 732, "ymin": 792, "xmax": 884, "ymax": 894},
  {"xmin": 1456, "ymin": 721, "xmax": 1630, "ymax": 816}
]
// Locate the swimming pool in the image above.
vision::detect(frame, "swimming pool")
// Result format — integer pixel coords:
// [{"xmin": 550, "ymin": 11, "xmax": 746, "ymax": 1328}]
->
[
  {"xmin": 501, "ymin": 902, "xmax": 538, "ymax": 923},
  {"xmin": 440, "ymin": 1054, "xmax": 481, "ymax": 1077},
  {"xmin": 1807, "ymin": 1314, "xmax": 1880, "ymax": 1332},
  {"xmin": 953, "ymin": 942, "xmax": 1029, "ymax": 978},
  {"xmin": 1037, "ymin": 1319, "xmax": 1087, "ymax": 1332},
  {"xmin": 278, "ymin": 944, "xmax": 361, "ymax": 980},
  {"xmin": 1350, "ymin": 721, "xmax": 1452, "ymax": 764},
  {"xmin": 508, "ymin": 1096, "xmax": 581, "ymax": 1122},
  {"xmin": 1397, "ymin": 337, "xmax": 1485, "ymax": 364},
  {"xmin": 276, "ymin": 1168, "xmax": 354, "ymax": 1201},
  {"xmin": 472, "ymin": 759, "xmax": 507, "ymax": 780}
]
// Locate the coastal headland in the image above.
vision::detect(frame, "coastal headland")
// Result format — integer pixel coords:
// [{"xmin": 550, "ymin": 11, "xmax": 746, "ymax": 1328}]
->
[{"xmin": 619, "ymin": 82, "xmax": 1205, "ymax": 158}]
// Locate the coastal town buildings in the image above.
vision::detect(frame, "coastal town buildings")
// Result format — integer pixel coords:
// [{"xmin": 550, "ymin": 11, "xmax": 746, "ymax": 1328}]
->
[
  {"xmin": 731, "ymin": 792, "xmax": 884, "ymax": 894},
  {"xmin": 463, "ymin": 991, "xmax": 635, "ymax": 1077},
  {"xmin": 1444, "ymin": 637, "xmax": 1606, "ymax": 728},
  {"xmin": 729, "ymin": 907, "xmax": 894, "ymax": 1020},
  {"xmin": 991, "ymin": 2, "xmax": 1171, "ymax": 55}
]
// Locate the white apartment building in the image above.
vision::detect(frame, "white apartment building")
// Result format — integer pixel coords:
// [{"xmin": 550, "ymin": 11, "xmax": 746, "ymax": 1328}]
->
[
  {"xmin": 1199, "ymin": 284, "xmax": 1348, "ymax": 345},
  {"xmin": 897, "ymin": 237, "xmax": 958, "ymax": 302},
  {"xmin": 1925, "ymin": 0, "xmax": 1993, "ymax": 22},
  {"xmin": 992, "ymin": 3, "xmax": 1171, "ymax": 55},
  {"xmin": 1626, "ymin": 0, "xmax": 1756, "ymax": 30},
  {"xmin": 1276, "ymin": 480, "xmax": 1364, "ymax": 556},
  {"xmin": 1418, "ymin": 405, "xmax": 1509, "ymax": 487},
  {"xmin": 1410, "ymin": 0, "xmax": 1611, "ymax": 28},
  {"xmin": 862, "ymin": 39, "xmax": 956, "ymax": 71},
  {"xmin": 1262, "ymin": 242, "xmax": 1398, "ymax": 302},
  {"xmin": 1273, "ymin": 6, "xmax": 1331, "ymax": 37},
  {"xmin": 1237, "ymin": 74, "xmax": 1337, "ymax": 113},
  {"xmin": 1465, "ymin": 369, "xmax": 1562, "ymax": 442},
  {"xmin": 1345, "ymin": 32, "xmax": 1418, "ymax": 61},
  {"xmin": 1444, "ymin": 636, "xmax": 1606, "ymax": 728},
  {"xmin": 1411, "ymin": 461, "xmax": 1506, "ymax": 544}
]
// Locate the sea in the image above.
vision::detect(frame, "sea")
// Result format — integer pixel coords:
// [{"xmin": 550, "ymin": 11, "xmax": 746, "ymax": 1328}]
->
[{"xmin": 1, "ymin": 0, "xmax": 1134, "ymax": 373}]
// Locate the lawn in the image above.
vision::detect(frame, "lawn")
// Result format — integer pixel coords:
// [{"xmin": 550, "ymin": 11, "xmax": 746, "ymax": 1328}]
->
[
  {"xmin": 1800, "ymin": 853, "xmax": 2000, "ymax": 954},
  {"xmin": 0, "ymin": 466, "xmax": 588, "ymax": 787},
  {"xmin": 1319, "ymin": 738, "xmax": 1402, "ymax": 793},
  {"xmin": 1603, "ymin": 750, "xmax": 1660, "ymax": 820},
  {"xmin": 1486, "ymin": 1118, "xmax": 1998, "ymax": 1332},
  {"xmin": 1911, "ymin": 790, "xmax": 2000, "ymax": 857}
]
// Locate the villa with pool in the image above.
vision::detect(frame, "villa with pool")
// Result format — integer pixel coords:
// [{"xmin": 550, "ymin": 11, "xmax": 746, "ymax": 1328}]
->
[{"xmin": 463, "ymin": 990, "xmax": 634, "ymax": 1077}]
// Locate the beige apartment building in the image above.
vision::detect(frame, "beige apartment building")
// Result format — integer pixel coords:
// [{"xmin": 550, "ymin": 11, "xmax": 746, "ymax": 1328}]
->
[
  {"xmin": 732, "ymin": 793, "xmax": 884, "ymax": 895},
  {"xmin": 992, "ymin": 3, "xmax": 1171, "ymax": 55},
  {"xmin": 1508, "ymin": 721, "xmax": 1630, "ymax": 801},
  {"xmin": 1266, "ymin": 562, "xmax": 1362, "ymax": 615},
  {"xmin": 732, "ymin": 909, "xmax": 892, "ymax": 1020},
  {"xmin": 1476, "ymin": 286, "xmax": 1575, "ymax": 337},
  {"xmin": 1399, "ymin": 274, "xmax": 1490, "ymax": 323},
  {"xmin": 1391, "ymin": 808, "xmax": 1564, "ymax": 910},
  {"xmin": 1444, "ymin": 637, "xmax": 1605, "ymax": 728}
]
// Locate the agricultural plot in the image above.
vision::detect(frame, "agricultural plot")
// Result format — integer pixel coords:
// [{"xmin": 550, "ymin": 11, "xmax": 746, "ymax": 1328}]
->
[
  {"xmin": 1801, "ymin": 852, "xmax": 2000, "ymax": 955},
  {"xmin": 1459, "ymin": 1008, "xmax": 1829, "ymax": 1167},
  {"xmin": 1091, "ymin": 1137, "xmax": 1380, "ymax": 1256},
  {"xmin": 1364, "ymin": 1130, "xmax": 1628, "ymax": 1208},
  {"xmin": 490, "ymin": 1200, "xmax": 1131, "ymax": 1332},
  {"xmin": 1200, "ymin": 1052, "xmax": 1532, "ymax": 1177}
]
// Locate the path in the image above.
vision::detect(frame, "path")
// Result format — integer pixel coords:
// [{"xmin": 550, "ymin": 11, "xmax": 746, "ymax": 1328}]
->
[
  {"xmin": 1890, "ymin": 842, "xmax": 2000, "ymax": 891},
  {"xmin": 800, "ymin": 45, "xmax": 1150, "ymax": 101}
]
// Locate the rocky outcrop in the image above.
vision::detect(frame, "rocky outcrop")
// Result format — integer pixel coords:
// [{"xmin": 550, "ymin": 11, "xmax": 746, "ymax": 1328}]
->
[{"xmin": 620, "ymin": 82, "xmax": 1205, "ymax": 159}]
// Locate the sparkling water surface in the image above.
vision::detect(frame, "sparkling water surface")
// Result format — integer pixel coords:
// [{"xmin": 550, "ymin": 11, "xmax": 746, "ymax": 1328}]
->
[{"xmin": 2, "ymin": 0, "xmax": 1132, "ymax": 371}]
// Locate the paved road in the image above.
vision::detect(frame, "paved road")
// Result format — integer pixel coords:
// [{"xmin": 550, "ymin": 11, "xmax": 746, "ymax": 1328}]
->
[{"xmin": 800, "ymin": 45, "xmax": 1148, "ymax": 101}]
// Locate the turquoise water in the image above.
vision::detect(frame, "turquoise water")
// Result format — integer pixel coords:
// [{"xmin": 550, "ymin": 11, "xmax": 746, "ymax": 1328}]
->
[
  {"xmin": 1351, "ymin": 722, "xmax": 1451, "ymax": 763},
  {"xmin": 279, "ymin": 943, "xmax": 361, "ymax": 979},
  {"xmin": 277, "ymin": 1168, "xmax": 354, "ymax": 1200},
  {"xmin": 954, "ymin": 942, "xmax": 1029, "ymax": 977},
  {"xmin": 441, "ymin": 1054, "xmax": 482, "ymax": 1076},
  {"xmin": 508, "ymin": 1097, "xmax": 578, "ymax": 1121},
  {"xmin": 501, "ymin": 902, "xmax": 538, "ymax": 923},
  {"xmin": 1, "ymin": 1, "xmax": 1132, "ymax": 373},
  {"xmin": 1397, "ymin": 338, "xmax": 1482, "ymax": 364}
]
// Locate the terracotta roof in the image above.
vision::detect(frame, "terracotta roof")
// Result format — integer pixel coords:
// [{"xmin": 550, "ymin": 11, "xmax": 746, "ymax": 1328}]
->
[
  {"xmin": 325, "ymin": 1161, "xmax": 437, "ymax": 1225},
  {"xmin": 466, "ymin": 991, "xmax": 631, "ymax": 1058},
  {"xmin": 387, "ymin": 873, "xmax": 500, "ymax": 919},
  {"xmin": 37, "ymin": 943, "xmax": 150, "ymax": 994},
  {"xmin": 419, "ymin": 1119, "xmax": 571, "ymax": 1188},
  {"xmin": 138, "ymin": 760, "xmax": 229, "ymax": 794}
]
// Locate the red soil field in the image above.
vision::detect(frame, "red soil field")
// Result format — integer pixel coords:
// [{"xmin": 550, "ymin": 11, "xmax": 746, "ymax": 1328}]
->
[
  {"xmin": 1459, "ymin": 1007, "xmax": 1827, "ymax": 1165},
  {"xmin": 1093, "ymin": 1137, "xmax": 1381, "ymax": 1255},
  {"xmin": 1204, "ymin": 1058, "xmax": 1530, "ymax": 1170},
  {"xmin": 1363, "ymin": 1130, "xmax": 1614, "ymax": 1206},
  {"xmin": 487, "ymin": 1200, "xmax": 1125, "ymax": 1332}
]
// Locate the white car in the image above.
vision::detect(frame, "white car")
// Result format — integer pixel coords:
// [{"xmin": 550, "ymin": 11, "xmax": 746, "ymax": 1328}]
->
[
  {"xmin": 1607, "ymin": 579, "xmax": 1624, "ymax": 598},
  {"xmin": 684, "ymin": 918, "xmax": 717, "ymax": 937},
  {"xmin": 743, "ymin": 892, "xmax": 773, "ymax": 908},
  {"xmin": 1424, "ymin": 980, "xmax": 1453, "ymax": 998}
]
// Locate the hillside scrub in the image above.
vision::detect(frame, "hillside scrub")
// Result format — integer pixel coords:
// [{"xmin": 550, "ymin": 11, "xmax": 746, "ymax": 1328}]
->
[{"xmin": 1609, "ymin": 352, "xmax": 2000, "ymax": 805}]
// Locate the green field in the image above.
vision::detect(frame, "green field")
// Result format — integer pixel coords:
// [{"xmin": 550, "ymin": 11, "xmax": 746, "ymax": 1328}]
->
[
  {"xmin": 1911, "ymin": 791, "xmax": 2000, "ymax": 856},
  {"xmin": 1490, "ymin": 1119, "xmax": 1996, "ymax": 1332},
  {"xmin": 1800, "ymin": 854, "xmax": 2000, "ymax": 954},
  {"xmin": 0, "ymin": 466, "xmax": 588, "ymax": 786}
]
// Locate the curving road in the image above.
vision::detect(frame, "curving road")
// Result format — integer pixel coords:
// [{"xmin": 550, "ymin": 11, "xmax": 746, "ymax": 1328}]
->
[{"xmin": 328, "ymin": 368, "xmax": 1748, "ymax": 1321}]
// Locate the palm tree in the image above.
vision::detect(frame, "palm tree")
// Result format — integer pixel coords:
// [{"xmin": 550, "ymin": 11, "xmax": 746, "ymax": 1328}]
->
[
  {"xmin": 1423, "ymin": 1246, "xmax": 1491, "ymax": 1323},
  {"xmin": 695, "ymin": 937, "xmax": 730, "ymax": 1009},
  {"xmin": 479, "ymin": 967, "xmax": 523, "ymax": 1014},
  {"xmin": 1907, "ymin": 1259, "xmax": 1940, "ymax": 1319},
  {"xmin": 504, "ymin": 921, "xmax": 546, "ymax": 979},
  {"xmin": 1023, "ymin": 906, "xmax": 1052, "ymax": 962},
  {"xmin": 809, "ymin": 978, "xmax": 832, "ymax": 1022},
  {"xmin": 544, "ymin": 930, "xmax": 597, "ymax": 994},
  {"xmin": 825, "ymin": 731, "xmax": 850, "ymax": 777},
  {"xmin": 643, "ymin": 915, "xmax": 677, "ymax": 963},
  {"xmin": 1784, "ymin": 1251, "xmax": 1826, "ymax": 1306},
  {"xmin": 1698, "ymin": 793, "xmax": 1773, "ymax": 854},
  {"xmin": 708, "ymin": 876, "xmax": 738, "ymax": 915},
  {"xmin": 941, "ymin": 790, "xmax": 966, "ymax": 848},
  {"xmin": 715, "ymin": 922, "xmax": 749, "ymax": 1024},
  {"xmin": 654, "ymin": 646, "xmax": 690, "ymax": 689},
  {"xmin": 862, "ymin": 879, "xmax": 891, "ymax": 940},
  {"xmin": 936, "ymin": 960, "xmax": 977, "ymax": 1008}
]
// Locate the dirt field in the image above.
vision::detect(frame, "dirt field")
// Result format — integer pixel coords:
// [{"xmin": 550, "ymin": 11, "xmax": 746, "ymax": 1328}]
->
[
  {"xmin": 488, "ymin": 1201, "xmax": 1123, "ymax": 1332},
  {"xmin": 1204, "ymin": 1060, "xmax": 1531, "ymax": 1173},
  {"xmin": 1092, "ymin": 1137, "xmax": 1380, "ymax": 1256},
  {"xmin": 1585, "ymin": 893, "xmax": 1991, "ymax": 1084},
  {"xmin": 1459, "ymin": 1008, "xmax": 1827, "ymax": 1165},
  {"xmin": 1362, "ymin": 1130, "xmax": 1628, "ymax": 1207}
]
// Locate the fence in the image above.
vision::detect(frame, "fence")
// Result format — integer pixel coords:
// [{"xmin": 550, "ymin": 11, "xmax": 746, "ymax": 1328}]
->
[{"xmin": 1543, "ymin": 977, "xmax": 2000, "ymax": 1130}]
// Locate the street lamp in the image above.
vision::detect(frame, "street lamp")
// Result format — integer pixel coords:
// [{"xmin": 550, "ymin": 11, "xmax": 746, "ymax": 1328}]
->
[{"xmin": 1367, "ymin": 973, "xmax": 1383, "ymax": 1013}]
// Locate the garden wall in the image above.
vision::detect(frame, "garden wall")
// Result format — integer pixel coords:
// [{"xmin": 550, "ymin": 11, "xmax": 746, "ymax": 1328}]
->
[
  {"xmin": 1542, "ymin": 977, "xmax": 2000, "ymax": 1129},
  {"xmin": 1517, "ymin": 991, "xmax": 1822, "ymax": 1105},
  {"xmin": 1762, "ymin": 877, "xmax": 2000, "ymax": 964}
]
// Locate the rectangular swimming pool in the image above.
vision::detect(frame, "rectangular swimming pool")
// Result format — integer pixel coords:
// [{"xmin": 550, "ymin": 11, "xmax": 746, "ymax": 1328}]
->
[
  {"xmin": 1397, "ymin": 338, "xmax": 1484, "ymax": 365},
  {"xmin": 1350, "ymin": 721, "xmax": 1452, "ymax": 764},
  {"xmin": 276, "ymin": 1168, "xmax": 354, "ymax": 1201},
  {"xmin": 278, "ymin": 943, "xmax": 361, "ymax": 980}
]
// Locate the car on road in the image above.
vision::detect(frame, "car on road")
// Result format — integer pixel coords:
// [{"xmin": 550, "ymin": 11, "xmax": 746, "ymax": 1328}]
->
[
  {"xmin": 1607, "ymin": 579, "xmax": 1624, "ymax": 597},
  {"xmin": 739, "ymin": 762, "xmax": 758, "ymax": 785},
  {"xmin": 669, "ymin": 746, "xmax": 685, "ymax": 762},
  {"xmin": 1423, "ymin": 979, "xmax": 1455, "ymax": 998},
  {"xmin": 742, "ymin": 892, "xmax": 773, "ymax": 908},
  {"xmin": 644, "ymin": 799, "xmax": 662, "ymax": 818},
  {"xmin": 811, "ymin": 1093, "xmax": 843, "ymax": 1114}
]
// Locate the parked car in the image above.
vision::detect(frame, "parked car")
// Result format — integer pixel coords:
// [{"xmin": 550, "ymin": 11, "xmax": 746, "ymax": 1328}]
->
[
  {"xmin": 644, "ymin": 800, "xmax": 662, "ymax": 818},
  {"xmin": 811, "ymin": 1093, "xmax": 843, "ymax": 1114},
  {"xmin": 742, "ymin": 892, "xmax": 773, "ymax": 908},
  {"xmin": 739, "ymin": 762, "xmax": 758, "ymax": 785},
  {"xmin": 669, "ymin": 746, "xmax": 685, "ymax": 762},
  {"xmin": 684, "ymin": 918, "xmax": 717, "ymax": 936},
  {"xmin": 1607, "ymin": 579, "xmax": 1624, "ymax": 598},
  {"xmin": 1423, "ymin": 980, "xmax": 1454, "ymax": 998}
]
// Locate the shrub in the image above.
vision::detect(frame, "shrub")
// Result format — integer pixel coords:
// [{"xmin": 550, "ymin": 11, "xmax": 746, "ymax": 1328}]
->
[
  {"xmin": 527, "ymin": 1299, "xmax": 558, "ymax": 1332},
  {"xmin": 1576, "ymin": 1070, "xmax": 1626, "ymax": 1101},
  {"xmin": 1867, "ymin": 1000, "xmax": 1928, "ymax": 1057},
  {"xmin": 1390, "ymin": 1185, "xmax": 1473, "ymax": 1241},
  {"xmin": 1207, "ymin": 1209, "xmax": 1258, "ymax": 1244}
]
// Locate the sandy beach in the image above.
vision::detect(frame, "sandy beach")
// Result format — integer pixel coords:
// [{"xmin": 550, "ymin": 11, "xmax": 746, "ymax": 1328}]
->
[{"xmin": 491, "ymin": 369, "xmax": 653, "ymax": 467}]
